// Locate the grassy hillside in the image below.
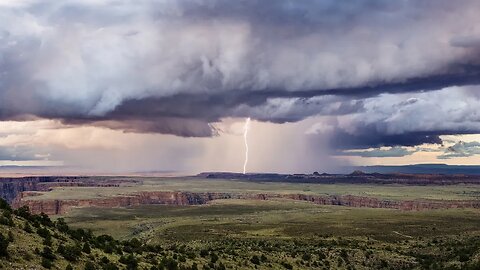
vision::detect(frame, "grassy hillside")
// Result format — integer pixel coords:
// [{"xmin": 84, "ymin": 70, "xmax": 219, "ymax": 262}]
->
[
  {"xmin": 63, "ymin": 199, "xmax": 480, "ymax": 270},
  {"xmin": 0, "ymin": 198, "xmax": 203, "ymax": 270},
  {"xmin": 2, "ymin": 197, "xmax": 480, "ymax": 269}
]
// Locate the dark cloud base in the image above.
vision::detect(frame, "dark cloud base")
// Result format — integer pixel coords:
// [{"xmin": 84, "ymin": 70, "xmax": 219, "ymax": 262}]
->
[{"xmin": 1, "ymin": 0, "xmax": 480, "ymax": 150}]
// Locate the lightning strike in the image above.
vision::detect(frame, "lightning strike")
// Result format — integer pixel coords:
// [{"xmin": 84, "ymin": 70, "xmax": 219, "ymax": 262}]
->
[{"xmin": 243, "ymin": 117, "xmax": 251, "ymax": 174}]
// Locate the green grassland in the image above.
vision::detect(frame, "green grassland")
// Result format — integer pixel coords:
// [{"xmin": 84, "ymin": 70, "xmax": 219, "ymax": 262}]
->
[
  {"xmin": 11, "ymin": 177, "xmax": 480, "ymax": 269},
  {"xmin": 26, "ymin": 177, "xmax": 480, "ymax": 201},
  {"xmin": 63, "ymin": 199, "xmax": 480, "ymax": 241},
  {"xmin": 60, "ymin": 199, "xmax": 480, "ymax": 269}
]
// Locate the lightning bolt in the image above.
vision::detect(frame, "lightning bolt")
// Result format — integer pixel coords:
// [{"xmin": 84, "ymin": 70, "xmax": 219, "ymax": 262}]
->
[{"xmin": 243, "ymin": 117, "xmax": 251, "ymax": 174}]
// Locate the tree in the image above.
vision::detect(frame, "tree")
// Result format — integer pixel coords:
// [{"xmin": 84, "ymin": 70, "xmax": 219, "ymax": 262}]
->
[
  {"xmin": 0, "ymin": 233, "xmax": 9, "ymax": 257},
  {"xmin": 41, "ymin": 246, "xmax": 56, "ymax": 260},
  {"xmin": 38, "ymin": 212, "xmax": 54, "ymax": 227},
  {"xmin": 56, "ymin": 218, "xmax": 70, "ymax": 233},
  {"xmin": 84, "ymin": 260, "xmax": 96, "ymax": 270},
  {"xmin": 250, "ymin": 255, "xmax": 260, "ymax": 265},
  {"xmin": 37, "ymin": 227, "xmax": 51, "ymax": 238},
  {"xmin": 160, "ymin": 257, "xmax": 178, "ymax": 270},
  {"xmin": 6, "ymin": 232, "xmax": 13, "ymax": 243},
  {"xmin": 61, "ymin": 244, "xmax": 82, "ymax": 262},
  {"xmin": 210, "ymin": 252, "xmax": 218, "ymax": 263},
  {"xmin": 24, "ymin": 222, "xmax": 33, "ymax": 233},
  {"xmin": 200, "ymin": 249, "xmax": 209, "ymax": 257},
  {"xmin": 302, "ymin": 253, "xmax": 312, "ymax": 261},
  {"xmin": 0, "ymin": 198, "xmax": 11, "ymax": 211},
  {"xmin": 41, "ymin": 258, "xmax": 53, "ymax": 269},
  {"xmin": 14, "ymin": 206, "xmax": 31, "ymax": 219},
  {"xmin": 83, "ymin": 242, "xmax": 92, "ymax": 254},
  {"xmin": 119, "ymin": 254, "xmax": 138, "ymax": 270}
]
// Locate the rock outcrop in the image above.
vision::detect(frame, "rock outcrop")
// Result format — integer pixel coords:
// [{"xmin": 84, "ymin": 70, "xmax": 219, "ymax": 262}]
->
[
  {"xmin": 13, "ymin": 191, "xmax": 480, "ymax": 215},
  {"xmin": 0, "ymin": 176, "xmax": 136, "ymax": 204},
  {"xmin": 3, "ymin": 175, "xmax": 480, "ymax": 215}
]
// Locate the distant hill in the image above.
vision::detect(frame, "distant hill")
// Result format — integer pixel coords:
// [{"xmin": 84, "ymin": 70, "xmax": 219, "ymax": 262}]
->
[
  {"xmin": 196, "ymin": 170, "xmax": 480, "ymax": 185},
  {"xmin": 352, "ymin": 164, "xmax": 480, "ymax": 175}
]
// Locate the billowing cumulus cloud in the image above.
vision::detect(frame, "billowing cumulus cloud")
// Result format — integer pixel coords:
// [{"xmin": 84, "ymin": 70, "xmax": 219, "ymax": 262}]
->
[
  {"xmin": 337, "ymin": 147, "xmax": 415, "ymax": 158},
  {"xmin": 305, "ymin": 86, "xmax": 480, "ymax": 149},
  {"xmin": 439, "ymin": 141, "xmax": 480, "ymax": 159},
  {"xmin": 1, "ymin": 0, "xmax": 480, "ymax": 146}
]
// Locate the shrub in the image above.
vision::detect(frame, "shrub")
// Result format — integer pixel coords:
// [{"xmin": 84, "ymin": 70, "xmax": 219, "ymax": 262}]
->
[
  {"xmin": 7, "ymin": 231, "xmax": 14, "ymax": 242},
  {"xmin": 14, "ymin": 206, "xmax": 31, "ymax": 220},
  {"xmin": 119, "ymin": 254, "xmax": 138, "ymax": 270},
  {"xmin": 83, "ymin": 242, "xmax": 92, "ymax": 254},
  {"xmin": 200, "ymin": 249, "xmax": 209, "ymax": 257},
  {"xmin": 38, "ymin": 213, "xmax": 54, "ymax": 227},
  {"xmin": 210, "ymin": 252, "xmax": 218, "ymax": 263},
  {"xmin": 102, "ymin": 262, "xmax": 119, "ymax": 270},
  {"xmin": 24, "ymin": 222, "xmax": 33, "ymax": 233},
  {"xmin": 37, "ymin": 227, "xmax": 51, "ymax": 238},
  {"xmin": 281, "ymin": 262, "xmax": 293, "ymax": 269},
  {"xmin": 84, "ymin": 260, "xmax": 96, "ymax": 270},
  {"xmin": 41, "ymin": 258, "xmax": 53, "ymax": 269},
  {"xmin": 302, "ymin": 253, "xmax": 312, "ymax": 261},
  {"xmin": 160, "ymin": 257, "xmax": 178, "ymax": 270},
  {"xmin": 56, "ymin": 218, "xmax": 70, "ymax": 233},
  {"xmin": 0, "ymin": 215, "xmax": 13, "ymax": 226},
  {"xmin": 250, "ymin": 255, "xmax": 260, "ymax": 265},
  {"xmin": 61, "ymin": 244, "xmax": 82, "ymax": 262},
  {"xmin": 0, "ymin": 198, "xmax": 11, "ymax": 211},
  {"xmin": 41, "ymin": 246, "xmax": 56, "ymax": 260},
  {"xmin": 0, "ymin": 233, "xmax": 9, "ymax": 257}
]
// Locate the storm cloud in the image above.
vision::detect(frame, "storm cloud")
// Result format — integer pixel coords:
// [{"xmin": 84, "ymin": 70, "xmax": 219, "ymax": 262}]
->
[
  {"xmin": 1, "ymin": 0, "xmax": 480, "ymax": 146},
  {"xmin": 337, "ymin": 147, "xmax": 415, "ymax": 158},
  {"xmin": 438, "ymin": 141, "xmax": 480, "ymax": 159}
]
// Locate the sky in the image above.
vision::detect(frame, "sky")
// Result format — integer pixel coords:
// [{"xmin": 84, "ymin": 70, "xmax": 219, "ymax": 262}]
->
[{"xmin": 1, "ymin": 0, "xmax": 480, "ymax": 174}]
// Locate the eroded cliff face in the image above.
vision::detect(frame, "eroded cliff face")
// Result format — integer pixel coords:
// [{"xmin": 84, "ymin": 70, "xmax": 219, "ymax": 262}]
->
[
  {"xmin": 13, "ymin": 191, "xmax": 480, "ymax": 215},
  {"xmin": 0, "ymin": 176, "xmax": 134, "ymax": 204},
  {"xmin": 0, "ymin": 176, "xmax": 80, "ymax": 203},
  {"xmin": 14, "ymin": 191, "xmax": 243, "ymax": 215},
  {"xmin": 4, "ymin": 176, "xmax": 480, "ymax": 215}
]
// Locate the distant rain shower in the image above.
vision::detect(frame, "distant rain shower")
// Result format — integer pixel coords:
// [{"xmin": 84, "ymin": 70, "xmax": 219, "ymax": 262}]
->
[{"xmin": 243, "ymin": 117, "xmax": 251, "ymax": 174}]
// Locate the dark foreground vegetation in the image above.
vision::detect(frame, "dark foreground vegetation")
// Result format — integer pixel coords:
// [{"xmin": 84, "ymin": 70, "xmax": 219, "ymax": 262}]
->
[{"xmin": 1, "ymin": 197, "xmax": 480, "ymax": 269}]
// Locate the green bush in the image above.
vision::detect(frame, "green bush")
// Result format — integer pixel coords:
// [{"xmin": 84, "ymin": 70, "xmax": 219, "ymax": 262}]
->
[
  {"xmin": 24, "ymin": 222, "xmax": 33, "ymax": 233},
  {"xmin": 160, "ymin": 257, "xmax": 178, "ymax": 270},
  {"xmin": 84, "ymin": 260, "xmax": 96, "ymax": 270},
  {"xmin": 0, "ymin": 198, "xmax": 11, "ymax": 211},
  {"xmin": 41, "ymin": 258, "xmax": 53, "ymax": 269},
  {"xmin": 13, "ymin": 206, "xmax": 31, "ymax": 220},
  {"xmin": 61, "ymin": 244, "xmax": 82, "ymax": 262},
  {"xmin": 37, "ymin": 227, "xmax": 51, "ymax": 238},
  {"xmin": 41, "ymin": 246, "xmax": 56, "ymax": 260},
  {"xmin": 119, "ymin": 254, "xmax": 138, "ymax": 270},
  {"xmin": 83, "ymin": 242, "xmax": 92, "ymax": 254},
  {"xmin": 250, "ymin": 255, "xmax": 260, "ymax": 265},
  {"xmin": 0, "ymin": 233, "xmax": 9, "ymax": 257}
]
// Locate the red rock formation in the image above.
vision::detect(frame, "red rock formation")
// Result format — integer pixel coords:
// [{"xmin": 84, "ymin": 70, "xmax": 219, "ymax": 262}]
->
[{"xmin": 13, "ymin": 191, "xmax": 480, "ymax": 215}]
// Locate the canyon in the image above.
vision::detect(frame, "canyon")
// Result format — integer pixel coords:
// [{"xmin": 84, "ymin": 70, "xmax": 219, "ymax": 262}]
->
[{"xmin": 2, "ymin": 174, "xmax": 480, "ymax": 215}]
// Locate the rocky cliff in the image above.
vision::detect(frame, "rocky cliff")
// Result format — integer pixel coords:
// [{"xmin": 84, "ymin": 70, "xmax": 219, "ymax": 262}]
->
[
  {"xmin": 13, "ymin": 191, "xmax": 480, "ymax": 215},
  {"xmin": 0, "ymin": 176, "xmax": 85, "ymax": 203},
  {"xmin": 0, "ymin": 176, "xmax": 135, "ymax": 204}
]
